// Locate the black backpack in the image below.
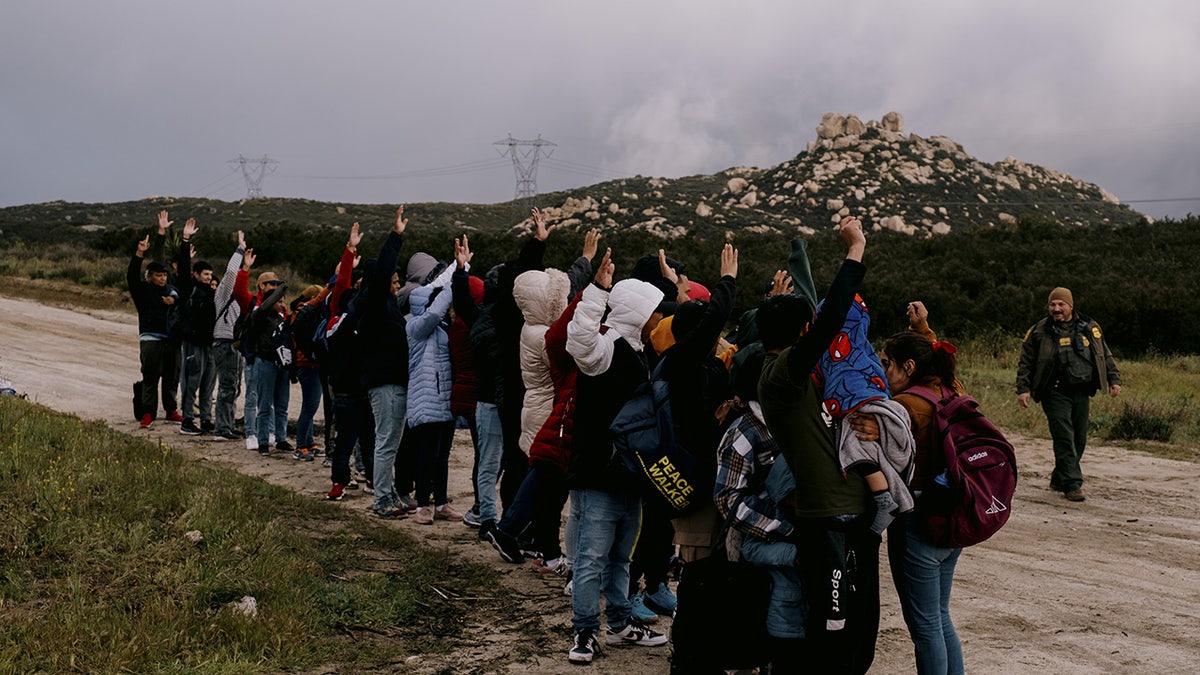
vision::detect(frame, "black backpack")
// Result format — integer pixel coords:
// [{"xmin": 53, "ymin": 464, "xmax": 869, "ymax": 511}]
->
[
  {"xmin": 290, "ymin": 299, "xmax": 327, "ymax": 362},
  {"xmin": 233, "ymin": 296, "xmax": 259, "ymax": 362}
]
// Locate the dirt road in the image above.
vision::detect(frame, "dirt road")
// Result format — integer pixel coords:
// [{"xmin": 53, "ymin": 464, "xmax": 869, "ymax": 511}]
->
[{"xmin": 2, "ymin": 293, "xmax": 1198, "ymax": 674}]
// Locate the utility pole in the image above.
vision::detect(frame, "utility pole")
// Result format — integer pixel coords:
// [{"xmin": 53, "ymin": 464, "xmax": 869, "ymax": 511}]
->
[
  {"xmin": 227, "ymin": 154, "xmax": 278, "ymax": 199},
  {"xmin": 494, "ymin": 134, "xmax": 556, "ymax": 210}
]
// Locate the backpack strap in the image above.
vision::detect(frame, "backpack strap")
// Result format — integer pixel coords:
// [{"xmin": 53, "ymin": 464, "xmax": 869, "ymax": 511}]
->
[{"xmin": 904, "ymin": 383, "xmax": 950, "ymax": 406}]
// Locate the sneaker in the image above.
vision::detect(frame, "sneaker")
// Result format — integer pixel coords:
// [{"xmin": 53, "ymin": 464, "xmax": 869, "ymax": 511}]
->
[
  {"xmin": 362, "ymin": 480, "xmax": 375, "ymax": 495},
  {"xmin": 327, "ymin": 483, "xmax": 346, "ymax": 501},
  {"xmin": 643, "ymin": 582, "xmax": 677, "ymax": 616},
  {"xmin": 212, "ymin": 430, "xmax": 240, "ymax": 441},
  {"xmin": 322, "ymin": 457, "xmax": 332, "ymax": 468},
  {"xmin": 413, "ymin": 506, "xmax": 434, "ymax": 525},
  {"xmin": 486, "ymin": 527, "xmax": 525, "ymax": 564},
  {"xmin": 478, "ymin": 519, "xmax": 495, "ymax": 542},
  {"xmin": 376, "ymin": 505, "xmax": 408, "ymax": 519},
  {"xmin": 139, "ymin": 413, "xmax": 153, "ymax": 429},
  {"xmin": 178, "ymin": 421, "xmax": 201, "ymax": 436},
  {"xmin": 311, "ymin": 446, "xmax": 326, "ymax": 457},
  {"xmin": 629, "ymin": 593, "xmax": 659, "ymax": 624},
  {"xmin": 537, "ymin": 556, "xmax": 569, "ymax": 576},
  {"xmin": 605, "ymin": 620, "xmax": 667, "ymax": 647},
  {"xmin": 165, "ymin": 410, "xmax": 183, "ymax": 423},
  {"xmin": 568, "ymin": 628, "xmax": 601, "ymax": 664},
  {"xmin": 258, "ymin": 445, "xmax": 270, "ymax": 456},
  {"xmin": 268, "ymin": 434, "xmax": 276, "ymax": 445},
  {"xmin": 200, "ymin": 420, "xmax": 215, "ymax": 433},
  {"xmin": 292, "ymin": 448, "xmax": 314, "ymax": 462},
  {"xmin": 564, "ymin": 578, "xmax": 574, "ymax": 596},
  {"xmin": 398, "ymin": 493, "xmax": 418, "ymax": 511},
  {"xmin": 245, "ymin": 435, "xmax": 258, "ymax": 451},
  {"xmin": 275, "ymin": 440, "xmax": 294, "ymax": 452},
  {"xmin": 462, "ymin": 505, "xmax": 482, "ymax": 528},
  {"xmin": 434, "ymin": 504, "xmax": 463, "ymax": 521},
  {"xmin": 347, "ymin": 478, "xmax": 360, "ymax": 491},
  {"xmin": 1065, "ymin": 488, "xmax": 1086, "ymax": 502}
]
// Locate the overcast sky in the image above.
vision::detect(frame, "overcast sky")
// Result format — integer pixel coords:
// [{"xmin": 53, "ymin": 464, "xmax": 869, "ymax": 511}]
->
[{"xmin": 2, "ymin": 1, "xmax": 1198, "ymax": 220}]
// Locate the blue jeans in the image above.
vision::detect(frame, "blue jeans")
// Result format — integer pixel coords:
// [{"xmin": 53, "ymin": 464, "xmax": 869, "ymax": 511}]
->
[
  {"xmin": 295, "ymin": 366, "xmax": 322, "ymax": 449},
  {"xmin": 742, "ymin": 538, "xmax": 806, "ymax": 639},
  {"xmin": 368, "ymin": 384, "xmax": 407, "ymax": 512},
  {"xmin": 253, "ymin": 359, "xmax": 289, "ymax": 446},
  {"xmin": 888, "ymin": 514, "xmax": 964, "ymax": 675},
  {"xmin": 569, "ymin": 489, "xmax": 642, "ymax": 633},
  {"xmin": 475, "ymin": 402, "xmax": 504, "ymax": 522}
]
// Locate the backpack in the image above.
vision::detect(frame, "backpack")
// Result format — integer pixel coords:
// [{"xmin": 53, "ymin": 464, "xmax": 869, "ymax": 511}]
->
[
  {"xmin": 907, "ymin": 385, "xmax": 1018, "ymax": 548},
  {"xmin": 290, "ymin": 299, "xmax": 326, "ymax": 361},
  {"xmin": 269, "ymin": 316, "xmax": 294, "ymax": 368},
  {"xmin": 609, "ymin": 361, "xmax": 704, "ymax": 515},
  {"xmin": 233, "ymin": 296, "xmax": 258, "ymax": 362}
]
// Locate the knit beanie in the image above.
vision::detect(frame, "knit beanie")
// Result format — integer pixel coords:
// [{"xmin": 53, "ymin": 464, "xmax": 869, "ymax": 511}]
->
[{"xmin": 1048, "ymin": 287, "xmax": 1074, "ymax": 307}]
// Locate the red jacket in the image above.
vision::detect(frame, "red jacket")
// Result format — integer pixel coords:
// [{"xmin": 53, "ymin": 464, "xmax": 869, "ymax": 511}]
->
[
  {"xmin": 450, "ymin": 275, "xmax": 485, "ymax": 418},
  {"xmin": 528, "ymin": 290, "xmax": 583, "ymax": 474}
]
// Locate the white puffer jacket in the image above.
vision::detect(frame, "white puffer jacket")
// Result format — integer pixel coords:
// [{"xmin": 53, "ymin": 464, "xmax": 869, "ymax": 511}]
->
[{"xmin": 512, "ymin": 269, "xmax": 571, "ymax": 452}]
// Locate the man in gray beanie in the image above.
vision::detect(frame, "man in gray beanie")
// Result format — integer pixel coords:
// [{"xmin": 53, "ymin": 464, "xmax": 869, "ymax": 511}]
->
[{"xmin": 1016, "ymin": 287, "xmax": 1121, "ymax": 502}]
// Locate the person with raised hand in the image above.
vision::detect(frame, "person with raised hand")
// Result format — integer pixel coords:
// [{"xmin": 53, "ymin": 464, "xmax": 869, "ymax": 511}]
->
[
  {"xmin": 210, "ymin": 230, "xmax": 253, "ymax": 441},
  {"xmin": 128, "ymin": 218, "xmax": 182, "ymax": 428}
]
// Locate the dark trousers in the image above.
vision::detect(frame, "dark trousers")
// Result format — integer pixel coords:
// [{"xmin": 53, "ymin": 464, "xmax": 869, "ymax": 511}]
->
[
  {"xmin": 1042, "ymin": 388, "xmax": 1091, "ymax": 492},
  {"xmin": 331, "ymin": 392, "xmax": 374, "ymax": 486},
  {"xmin": 497, "ymin": 463, "xmax": 569, "ymax": 559},
  {"xmin": 212, "ymin": 340, "xmax": 241, "ymax": 435},
  {"xmin": 497, "ymin": 403, "xmax": 528, "ymax": 511},
  {"xmin": 180, "ymin": 341, "xmax": 215, "ymax": 425},
  {"xmin": 631, "ymin": 495, "xmax": 675, "ymax": 593},
  {"xmin": 410, "ymin": 420, "xmax": 455, "ymax": 507},
  {"xmin": 139, "ymin": 338, "xmax": 179, "ymax": 415}
]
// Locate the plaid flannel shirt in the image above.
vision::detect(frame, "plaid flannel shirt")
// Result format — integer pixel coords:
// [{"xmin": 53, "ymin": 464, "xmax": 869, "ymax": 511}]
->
[{"xmin": 714, "ymin": 401, "xmax": 794, "ymax": 542}]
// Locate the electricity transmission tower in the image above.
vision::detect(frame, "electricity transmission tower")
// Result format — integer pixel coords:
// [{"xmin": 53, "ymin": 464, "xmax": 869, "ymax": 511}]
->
[
  {"xmin": 227, "ymin": 154, "xmax": 279, "ymax": 199},
  {"xmin": 494, "ymin": 134, "xmax": 556, "ymax": 209}
]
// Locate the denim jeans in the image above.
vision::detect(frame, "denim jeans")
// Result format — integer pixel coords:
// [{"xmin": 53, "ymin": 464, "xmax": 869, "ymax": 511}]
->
[
  {"xmin": 212, "ymin": 340, "xmax": 242, "ymax": 436},
  {"xmin": 741, "ymin": 538, "xmax": 806, "ymax": 639},
  {"xmin": 888, "ymin": 514, "xmax": 964, "ymax": 675},
  {"xmin": 475, "ymin": 402, "xmax": 504, "ymax": 522},
  {"xmin": 497, "ymin": 463, "xmax": 568, "ymax": 559},
  {"xmin": 295, "ymin": 366, "xmax": 322, "ymax": 449},
  {"xmin": 569, "ymin": 489, "xmax": 642, "ymax": 633},
  {"xmin": 1042, "ymin": 388, "xmax": 1091, "ymax": 492},
  {"xmin": 368, "ymin": 384, "xmax": 407, "ymax": 512},
  {"xmin": 180, "ymin": 341, "xmax": 215, "ymax": 425},
  {"xmin": 243, "ymin": 356, "xmax": 259, "ymax": 441},
  {"xmin": 253, "ymin": 359, "xmax": 289, "ymax": 446}
]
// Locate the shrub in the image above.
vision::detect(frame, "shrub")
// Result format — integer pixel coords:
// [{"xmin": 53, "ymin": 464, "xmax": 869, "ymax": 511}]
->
[{"xmin": 1107, "ymin": 402, "xmax": 1180, "ymax": 442}]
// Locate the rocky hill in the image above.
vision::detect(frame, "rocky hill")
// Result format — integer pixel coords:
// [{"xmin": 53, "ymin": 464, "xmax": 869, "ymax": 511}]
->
[{"xmin": 520, "ymin": 111, "xmax": 1146, "ymax": 238}]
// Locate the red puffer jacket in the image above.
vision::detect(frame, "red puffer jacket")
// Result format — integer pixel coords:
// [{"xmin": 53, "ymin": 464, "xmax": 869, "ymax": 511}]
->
[
  {"xmin": 450, "ymin": 275, "xmax": 485, "ymax": 418},
  {"xmin": 528, "ymin": 290, "xmax": 584, "ymax": 475}
]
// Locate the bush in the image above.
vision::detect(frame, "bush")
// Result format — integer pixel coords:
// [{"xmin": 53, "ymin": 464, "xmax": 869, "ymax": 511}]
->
[{"xmin": 1107, "ymin": 402, "xmax": 1180, "ymax": 442}]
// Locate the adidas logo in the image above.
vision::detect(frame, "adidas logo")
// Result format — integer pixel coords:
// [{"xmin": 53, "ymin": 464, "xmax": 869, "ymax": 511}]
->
[{"xmin": 985, "ymin": 496, "xmax": 1008, "ymax": 515}]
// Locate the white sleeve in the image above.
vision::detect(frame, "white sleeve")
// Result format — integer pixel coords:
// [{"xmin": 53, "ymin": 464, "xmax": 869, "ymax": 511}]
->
[
  {"xmin": 566, "ymin": 283, "xmax": 613, "ymax": 377},
  {"xmin": 428, "ymin": 261, "xmax": 464, "ymax": 289}
]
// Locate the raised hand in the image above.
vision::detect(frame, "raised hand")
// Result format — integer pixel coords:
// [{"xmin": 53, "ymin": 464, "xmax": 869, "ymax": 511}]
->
[
  {"xmin": 906, "ymin": 301, "xmax": 929, "ymax": 329},
  {"xmin": 594, "ymin": 247, "xmax": 614, "ymax": 289},
  {"xmin": 183, "ymin": 218, "xmax": 198, "ymax": 241},
  {"xmin": 394, "ymin": 205, "xmax": 408, "ymax": 235},
  {"xmin": 189, "ymin": 243, "xmax": 197, "ymax": 259},
  {"xmin": 352, "ymin": 255, "xmax": 362, "ymax": 269},
  {"xmin": 157, "ymin": 210, "xmax": 173, "ymax": 235},
  {"xmin": 237, "ymin": 230, "xmax": 246, "ymax": 249},
  {"xmin": 657, "ymin": 249, "xmax": 679, "ymax": 285},
  {"xmin": 454, "ymin": 234, "xmax": 474, "ymax": 269},
  {"xmin": 582, "ymin": 229, "xmax": 601, "ymax": 261},
  {"xmin": 839, "ymin": 216, "xmax": 866, "ymax": 252},
  {"xmin": 136, "ymin": 235, "xmax": 151, "ymax": 256},
  {"xmin": 768, "ymin": 270, "xmax": 794, "ymax": 297},
  {"xmin": 243, "ymin": 248, "xmax": 256, "ymax": 270},
  {"xmin": 532, "ymin": 207, "xmax": 554, "ymax": 241},
  {"xmin": 348, "ymin": 222, "xmax": 363, "ymax": 250},
  {"xmin": 720, "ymin": 243, "xmax": 738, "ymax": 279}
]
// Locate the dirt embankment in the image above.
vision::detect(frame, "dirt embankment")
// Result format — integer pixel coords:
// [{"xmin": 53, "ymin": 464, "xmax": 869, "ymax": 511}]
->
[{"xmin": 2, "ymin": 293, "xmax": 1198, "ymax": 674}]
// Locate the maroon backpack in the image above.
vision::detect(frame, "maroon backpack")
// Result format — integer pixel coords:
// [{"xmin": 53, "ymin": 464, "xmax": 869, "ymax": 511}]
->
[{"xmin": 907, "ymin": 385, "xmax": 1018, "ymax": 548}]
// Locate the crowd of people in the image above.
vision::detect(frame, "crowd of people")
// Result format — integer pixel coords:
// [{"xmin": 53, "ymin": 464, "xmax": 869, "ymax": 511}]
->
[{"xmin": 126, "ymin": 206, "xmax": 1120, "ymax": 674}]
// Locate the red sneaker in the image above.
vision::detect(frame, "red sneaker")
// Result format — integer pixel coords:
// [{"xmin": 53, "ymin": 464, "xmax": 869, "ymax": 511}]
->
[
  {"xmin": 140, "ymin": 413, "xmax": 153, "ymax": 428},
  {"xmin": 165, "ymin": 411, "xmax": 183, "ymax": 423}
]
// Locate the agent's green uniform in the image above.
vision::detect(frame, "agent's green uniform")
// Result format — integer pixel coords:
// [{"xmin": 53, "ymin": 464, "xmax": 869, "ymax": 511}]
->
[{"xmin": 1016, "ymin": 312, "xmax": 1120, "ymax": 493}]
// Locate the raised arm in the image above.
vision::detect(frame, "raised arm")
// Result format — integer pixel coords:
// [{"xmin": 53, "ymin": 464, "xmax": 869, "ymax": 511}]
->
[
  {"xmin": 565, "ymin": 229, "xmax": 601, "ymax": 298},
  {"xmin": 566, "ymin": 248, "xmax": 615, "ymax": 377}
]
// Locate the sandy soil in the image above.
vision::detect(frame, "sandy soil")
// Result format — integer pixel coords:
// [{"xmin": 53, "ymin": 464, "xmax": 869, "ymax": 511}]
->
[{"xmin": 2, "ymin": 293, "xmax": 1199, "ymax": 674}]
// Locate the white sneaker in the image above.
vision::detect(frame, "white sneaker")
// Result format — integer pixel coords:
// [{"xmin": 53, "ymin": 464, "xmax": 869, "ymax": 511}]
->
[
  {"xmin": 605, "ymin": 621, "xmax": 667, "ymax": 647},
  {"xmin": 268, "ymin": 434, "xmax": 276, "ymax": 445},
  {"xmin": 245, "ymin": 435, "xmax": 258, "ymax": 451}
]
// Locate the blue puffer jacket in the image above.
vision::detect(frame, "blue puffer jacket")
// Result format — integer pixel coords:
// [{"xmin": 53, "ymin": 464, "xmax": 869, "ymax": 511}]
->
[{"xmin": 405, "ymin": 282, "xmax": 455, "ymax": 426}]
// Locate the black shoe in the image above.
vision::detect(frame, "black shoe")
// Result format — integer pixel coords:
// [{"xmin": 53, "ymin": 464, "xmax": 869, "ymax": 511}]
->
[
  {"xmin": 486, "ymin": 527, "xmax": 524, "ymax": 564},
  {"xmin": 200, "ymin": 420, "xmax": 215, "ymax": 433},
  {"xmin": 178, "ymin": 421, "xmax": 201, "ymax": 436},
  {"xmin": 212, "ymin": 430, "xmax": 240, "ymax": 441},
  {"xmin": 478, "ymin": 519, "xmax": 495, "ymax": 542},
  {"xmin": 275, "ymin": 440, "xmax": 294, "ymax": 452},
  {"xmin": 569, "ymin": 628, "xmax": 601, "ymax": 664}
]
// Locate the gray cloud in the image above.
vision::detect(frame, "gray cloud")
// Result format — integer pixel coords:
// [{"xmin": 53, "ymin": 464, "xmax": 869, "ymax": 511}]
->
[{"xmin": 1, "ymin": 0, "xmax": 1197, "ymax": 219}]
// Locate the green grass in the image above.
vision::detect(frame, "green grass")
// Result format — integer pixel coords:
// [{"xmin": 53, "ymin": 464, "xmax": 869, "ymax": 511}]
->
[
  {"xmin": 0, "ymin": 397, "xmax": 504, "ymax": 673},
  {"xmin": 955, "ymin": 335, "xmax": 1200, "ymax": 461}
]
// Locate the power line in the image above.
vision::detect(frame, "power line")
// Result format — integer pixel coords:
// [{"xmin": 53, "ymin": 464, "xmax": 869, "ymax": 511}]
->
[
  {"xmin": 494, "ymin": 134, "xmax": 556, "ymax": 205},
  {"xmin": 276, "ymin": 158, "xmax": 510, "ymax": 181},
  {"xmin": 227, "ymin": 155, "xmax": 278, "ymax": 199}
]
